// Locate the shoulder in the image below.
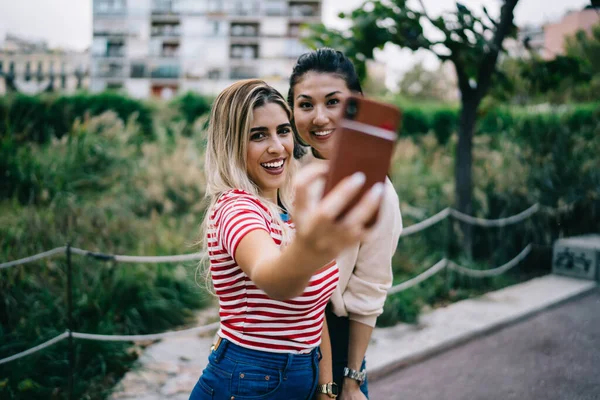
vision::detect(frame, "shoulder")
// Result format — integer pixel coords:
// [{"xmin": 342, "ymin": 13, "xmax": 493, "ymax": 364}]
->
[{"xmin": 211, "ymin": 189, "xmax": 272, "ymax": 221}]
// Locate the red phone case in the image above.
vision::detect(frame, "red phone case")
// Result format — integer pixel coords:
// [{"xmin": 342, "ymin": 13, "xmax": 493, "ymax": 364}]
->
[{"xmin": 323, "ymin": 96, "xmax": 402, "ymax": 227}]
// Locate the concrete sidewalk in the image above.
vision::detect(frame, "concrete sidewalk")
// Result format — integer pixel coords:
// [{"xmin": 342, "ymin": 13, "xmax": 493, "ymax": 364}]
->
[{"xmin": 109, "ymin": 275, "xmax": 597, "ymax": 400}]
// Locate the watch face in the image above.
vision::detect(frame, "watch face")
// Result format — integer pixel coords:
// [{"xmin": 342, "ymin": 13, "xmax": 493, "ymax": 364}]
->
[{"xmin": 330, "ymin": 384, "xmax": 339, "ymax": 396}]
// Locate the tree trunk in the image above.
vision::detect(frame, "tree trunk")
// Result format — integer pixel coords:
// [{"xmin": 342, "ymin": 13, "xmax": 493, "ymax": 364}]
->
[{"xmin": 455, "ymin": 95, "xmax": 479, "ymax": 258}]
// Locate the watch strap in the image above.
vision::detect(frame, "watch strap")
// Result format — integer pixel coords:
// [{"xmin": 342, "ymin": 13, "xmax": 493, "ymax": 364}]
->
[
  {"xmin": 317, "ymin": 382, "xmax": 338, "ymax": 398},
  {"xmin": 343, "ymin": 367, "xmax": 366, "ymax": 383}
]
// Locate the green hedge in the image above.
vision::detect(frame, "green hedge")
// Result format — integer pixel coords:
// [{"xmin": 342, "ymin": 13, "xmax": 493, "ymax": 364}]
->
[
  {"xmin": 396, "ymin": 102, "xmax": 599, "ymax": 143},
  {"xmin": 0, "ymin": 91, "xmax": 217, "ymax": 144},
  {"xmin": 0, "ymin": 92, "xmax": 155, "ymax": 143}
]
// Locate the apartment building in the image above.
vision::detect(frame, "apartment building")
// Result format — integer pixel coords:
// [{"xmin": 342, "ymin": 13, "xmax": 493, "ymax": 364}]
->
[
  {"xmin": 0, "ymin": 34, "xmax": 89, "ymax": 95},
  {"xmin": 544, "ymin": 6, "xmax": 599, "ymax": 59},
  {"xmin": 91, "ymin": 0, "xmax": 321, "ymax": 98},
  {"xmin": 506, "ymin": 6, "xmax": 599, "ymax": 60}
]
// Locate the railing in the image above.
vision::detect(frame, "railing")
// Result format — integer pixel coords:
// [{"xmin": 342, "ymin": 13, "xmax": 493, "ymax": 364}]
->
[{"xmin": 1, "ymin": 201, "xmax": 563, "ymax": 370}]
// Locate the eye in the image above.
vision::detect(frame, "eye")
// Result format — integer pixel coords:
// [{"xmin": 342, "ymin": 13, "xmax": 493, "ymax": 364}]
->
[
  {"xmin": 298, "ymin": 102, "xmax": 313, "ymax": 109},
  {"xmin": 278, "ymin": 127, "xmax": 291, "ymax": 135},
  {"xmin": 250, "ymin": 132, "xmax": 266, "ymax": 141},
  {"xmin": 327, "ymin": 98, "xmax": 340, "ymax": 106}
]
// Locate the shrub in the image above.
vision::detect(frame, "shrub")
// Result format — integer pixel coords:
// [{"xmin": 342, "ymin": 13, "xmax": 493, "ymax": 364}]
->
[
  {"xmin": 172, "ymin": 92, "xmax": 212, "ymax": 135},
  {"xmin": 431, "ymin": 108, "xmax": 457, "ymax": 144},
  {"xmin": 0, "ymin": 92, "xmax": 154, "ymax": 144}
]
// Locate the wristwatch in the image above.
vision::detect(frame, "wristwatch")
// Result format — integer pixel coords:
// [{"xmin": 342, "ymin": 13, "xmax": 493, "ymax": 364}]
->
[
  {"xmin": 316, "ymin": 382, "xmax": 338, "ymax": 398},
  {"xmin": 343, "ymin": 367, "xmax": 366, "ymax": 384}
]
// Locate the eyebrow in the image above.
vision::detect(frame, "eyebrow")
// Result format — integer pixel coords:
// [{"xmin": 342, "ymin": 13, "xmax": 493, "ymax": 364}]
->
[
  {"xmin": 296, "ymin": 91, "xmax": 342, "ymax": 100},
  {"xmin": 250, "ymin": 123, "xmax": 291, "ymax": 133}
]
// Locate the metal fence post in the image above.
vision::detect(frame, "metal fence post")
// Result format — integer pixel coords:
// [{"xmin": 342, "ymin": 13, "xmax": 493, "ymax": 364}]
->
[
  {"xmin": 444, "ymin": 213, "xmax": 453, "ymax": 295},
  {"xmin": 66, "ymin": 243, "xmax": 74, "ymax": 400}
]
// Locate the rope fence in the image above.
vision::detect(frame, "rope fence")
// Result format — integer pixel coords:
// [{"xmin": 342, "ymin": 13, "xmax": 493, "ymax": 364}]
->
[{"xmin": 0, "ymin": 202, "xmax": 550, "ymax": 367}]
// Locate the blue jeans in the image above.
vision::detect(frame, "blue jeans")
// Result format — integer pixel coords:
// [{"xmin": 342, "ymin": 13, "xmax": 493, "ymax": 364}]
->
[{"xmin": 190, "ymin": 338, "xmax": 320, "ymax": 400}]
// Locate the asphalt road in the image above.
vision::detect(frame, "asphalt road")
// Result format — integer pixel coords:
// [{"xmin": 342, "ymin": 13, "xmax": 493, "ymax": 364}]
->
[{"xmin": 370, "ymin": 289, "xmax": 600, "ymax": 400}]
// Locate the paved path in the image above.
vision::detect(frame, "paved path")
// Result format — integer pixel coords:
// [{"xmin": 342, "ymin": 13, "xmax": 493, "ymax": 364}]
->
[
  {"xmin": 370, "ymin": 289, "xmax": 600, "ymax": 400},
  {"xmin": 109, "ymin": 275, "xmax": 597, "ymax": 400}
]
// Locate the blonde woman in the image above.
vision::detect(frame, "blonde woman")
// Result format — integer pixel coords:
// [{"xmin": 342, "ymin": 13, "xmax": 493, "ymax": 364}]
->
[{"xmin": 189, "ymin": 80, "xmax": 384, "ymax": 400}]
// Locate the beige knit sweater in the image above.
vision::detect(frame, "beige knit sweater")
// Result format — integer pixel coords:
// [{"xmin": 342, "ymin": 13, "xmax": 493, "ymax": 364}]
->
[{"xmin": 329, "ymin": 177, "xmax": 403, "ymax": 327}]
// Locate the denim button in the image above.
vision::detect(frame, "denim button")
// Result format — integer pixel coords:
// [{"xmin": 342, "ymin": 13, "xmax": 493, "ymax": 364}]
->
[
  {"xmin": 265, "ymin": 375, "xmax": 270, "ymax": 381},
  {"xmin": 240, "ymin": 373, "xmax": 245, "ymax": 378}
]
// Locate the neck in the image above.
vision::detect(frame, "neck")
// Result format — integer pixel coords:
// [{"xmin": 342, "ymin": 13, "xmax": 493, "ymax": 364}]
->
[{"xmin": 262, "ymin": 189, "xmax": 278, "ymax": 205}]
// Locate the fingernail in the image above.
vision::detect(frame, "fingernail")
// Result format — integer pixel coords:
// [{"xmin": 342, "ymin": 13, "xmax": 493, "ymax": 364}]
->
[
  {"xmin": 371, "ymin": 182, "xmax": 384, "ymax": 197},
  {"xmin": 350, "ymin": 172, "xmax": 366, "ymax": 187}
]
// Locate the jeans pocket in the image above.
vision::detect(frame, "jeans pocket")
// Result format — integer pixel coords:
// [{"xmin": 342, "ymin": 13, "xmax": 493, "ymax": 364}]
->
[
  {"xmin": 191, "ymin": 362, "xmax": 232, "ymax": 400},
  {"xmin": 232, "ymin": 365, "xmax": 281, "ymax": 398},
  {"xmin": 189, "ymin": 377, "xmax": 214, "ymax": 400}
]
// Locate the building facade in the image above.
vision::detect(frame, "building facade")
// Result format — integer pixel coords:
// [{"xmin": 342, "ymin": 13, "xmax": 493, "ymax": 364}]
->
[
  {"xmin": 0, "ymin": 34, "xmax": 89, "ymax": 95},
  {"xmin": 543, "ymin": 7, "xmax": 599, "ymax": 59},
  {"xmin": 91, "ymin": 0, "xmax": 321, "ymax": 98},
  {"xmin": 507, "ymin": 7, "xmax": 599, "ymax": 60}
]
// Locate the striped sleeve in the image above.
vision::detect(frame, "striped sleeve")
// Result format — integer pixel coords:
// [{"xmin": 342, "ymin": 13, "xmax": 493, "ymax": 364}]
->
[{"xmin": 217, "ymin": 195, "xmax": 270, "ymax": 259}]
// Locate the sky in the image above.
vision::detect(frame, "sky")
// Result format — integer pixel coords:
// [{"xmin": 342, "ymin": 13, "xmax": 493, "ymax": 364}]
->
[{"xmin": 0, "ymin": 0, "xmax": 592, "ymax": 84}]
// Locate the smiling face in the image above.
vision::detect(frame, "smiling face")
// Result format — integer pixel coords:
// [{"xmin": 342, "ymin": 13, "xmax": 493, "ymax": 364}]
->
[
  {"xmin": 246, "ymin": 102, "xmax": 294, "ymax": 202},
  {"xmin": 292, "ymin": 72, "xmax": 353, "ymax": 160}
]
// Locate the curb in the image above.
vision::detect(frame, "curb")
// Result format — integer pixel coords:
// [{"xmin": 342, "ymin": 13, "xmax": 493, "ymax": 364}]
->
[{"xmin": 368, "ymin": 283, "xmax": 599, "ymax": 383}]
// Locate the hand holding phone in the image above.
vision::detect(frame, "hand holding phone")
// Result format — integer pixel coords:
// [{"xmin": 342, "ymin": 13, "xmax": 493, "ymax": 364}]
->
[{"xmin": 323, "ymin": 96, "xmax": 402, "ymax": 227}]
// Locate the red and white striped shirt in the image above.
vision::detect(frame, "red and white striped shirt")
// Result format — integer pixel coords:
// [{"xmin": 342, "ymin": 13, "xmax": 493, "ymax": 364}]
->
[{"xmin": 207, "ymin": 189, "xmax": 339, "ymax": 354}]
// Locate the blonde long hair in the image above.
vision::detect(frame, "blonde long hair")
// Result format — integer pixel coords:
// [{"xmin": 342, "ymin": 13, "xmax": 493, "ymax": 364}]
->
[{"xmin": 198, "ymin": 79, "xmax": 297, "ymax": 284}]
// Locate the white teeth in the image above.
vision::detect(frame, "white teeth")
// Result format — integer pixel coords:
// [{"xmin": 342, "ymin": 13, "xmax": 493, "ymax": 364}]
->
[
  {"xmin": 261, "ymin": 160, "xmax": 284, "ymax": 168},
  {"xmin": 314, "ymin": 130, "xmax": 334, "ymax": 136}
]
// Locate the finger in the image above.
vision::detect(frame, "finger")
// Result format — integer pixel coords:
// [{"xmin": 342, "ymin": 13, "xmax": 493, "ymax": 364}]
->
[
  {"xmin": 341, "ymin": 182, "xmax": 385, "ymax": 227},
  {"xmin": 294, "ymin": 163, "xmax": 328, "ymax": 212},
  {"xmin": 306, "ymin": 177, "xmax": 326, "ymax": 208},
  {"xmin": 319, "ymin": 172, "xmax": 366, "ymax": 219}
]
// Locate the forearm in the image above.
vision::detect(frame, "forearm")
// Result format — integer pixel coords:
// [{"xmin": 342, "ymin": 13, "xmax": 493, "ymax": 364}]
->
[
  {"xmin": 318, "ymin": 317, "xmax": 333, "ymax": 384},
  {"xmin": 315, "ymin": 317, "xmax": 334, "ymax": 400},
  {"xmin": 344, "ymin": 320, "xmax": 373, "ymax": 390},
  {"xmin": 249, "ymin": 238, "xmax": 334, "ymax": 300}
]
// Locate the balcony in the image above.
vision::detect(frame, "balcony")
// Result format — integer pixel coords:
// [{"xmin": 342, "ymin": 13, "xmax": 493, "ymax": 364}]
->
[
  {"xmin": 289, "ymin": 2, "xmax": 320, "ymax": 19},
  {"xmin": 150, "ymin": 65, "xmax": 180, "ymax": 79},
  {"xmin": 230, "ymin": 44, "xmax": 259, "ymax": 60},
  {"xmin": 94, "ymin": 0, "xmax": 127, "ymax": 15},
  {"xmin": 230, "ymin": 66, "xmax": 258, "ymax": 80},
  {"xmin": 151, "ymin": 23, "xmax": 181, "ymax": 37},
  {"xmin": 152, "ymin": 0, "xmax": 179, "ymax": 13}
]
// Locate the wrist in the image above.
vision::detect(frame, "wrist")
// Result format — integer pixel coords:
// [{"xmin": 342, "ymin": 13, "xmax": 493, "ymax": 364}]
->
[
  {"xmin": 343, "ymin": 366, "xmax": 366, "ymax": 385},
  {"xmin": 343, "ymin": 376, "xmax": 361, "ymax": 390}
]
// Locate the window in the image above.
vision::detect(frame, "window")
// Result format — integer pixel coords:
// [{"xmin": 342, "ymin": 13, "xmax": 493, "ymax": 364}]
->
[
  {"xmin": 131, "ymin": 63, "xmax": 146, "ymax": 78},
  {"xmin": 265, "ymin": 0, "xmax": 286, "ymax": 16},
  {"xmin": 150, "ymin": 64, "xmax": 180, "ymax": 78},
  {"xmin": 230, "ymin": 66, "xmax": 257, "ymax": 79},
  {"xmin": 230, "ymin": 44, "xmax": 258, "ymax": 59},
  {"xmin": 95, "ymin": 0, "xmax": 126, "ymax": 13},
  {"xmin": 208, "ymin": 68, "xmax": 221, "ymax": 80},
  {"xmin": 207, "ymin": 0, "xmax": 222, "ymax": 13},
  {"xmin": 25, "ymin": 62, "xmax": 31, "ymax": 81},
  {"xmin": 289, "ymin": 3, "xmax": 318, "ymax": 17},
  {"xmin": 37, "ymin": 61, "xmax": 44, "ymax": 81},
  {"xmin": 231, "ymin": 23, "xmax": 259, "ymax": 37}
]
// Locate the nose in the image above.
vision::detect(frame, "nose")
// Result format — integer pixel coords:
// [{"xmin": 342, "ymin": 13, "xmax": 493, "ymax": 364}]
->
[
  {"xmin": 268, "ymin": 136, "xmax": 285, "ymax": 154},
  {"xmin": 313, "ymin": 105, "xmax": 329, "ymax": 126}
]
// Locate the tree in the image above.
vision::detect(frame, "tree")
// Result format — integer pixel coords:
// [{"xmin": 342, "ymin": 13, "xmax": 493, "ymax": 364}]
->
[
  {"xmin": 304, "ymin": 0, "xmax": 519, "ymax": 254},
  {"xmin": 398, "ymin": 61, "xmax": 456, "ymax": 101}
]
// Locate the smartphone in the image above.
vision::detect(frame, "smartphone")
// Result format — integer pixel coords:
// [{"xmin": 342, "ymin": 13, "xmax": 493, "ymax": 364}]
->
[{"xmin": 323, "ymin": 96, "xmax": 402, "ymax": 227}]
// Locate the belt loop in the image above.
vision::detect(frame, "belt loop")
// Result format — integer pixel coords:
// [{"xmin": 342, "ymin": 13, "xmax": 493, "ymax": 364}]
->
[
  {"xmin": 212, "ymin": 337, "xmax": 228, "ymax": 363},
  {"xmin": 282, "ymin": 353, "xmax": 294, "ymax": 380}
]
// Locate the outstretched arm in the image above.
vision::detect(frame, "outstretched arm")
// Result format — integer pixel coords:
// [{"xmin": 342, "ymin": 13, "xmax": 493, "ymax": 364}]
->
[{"xmin": 235, "ymin": 164, "xmax": 385, "ymax": 300}]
